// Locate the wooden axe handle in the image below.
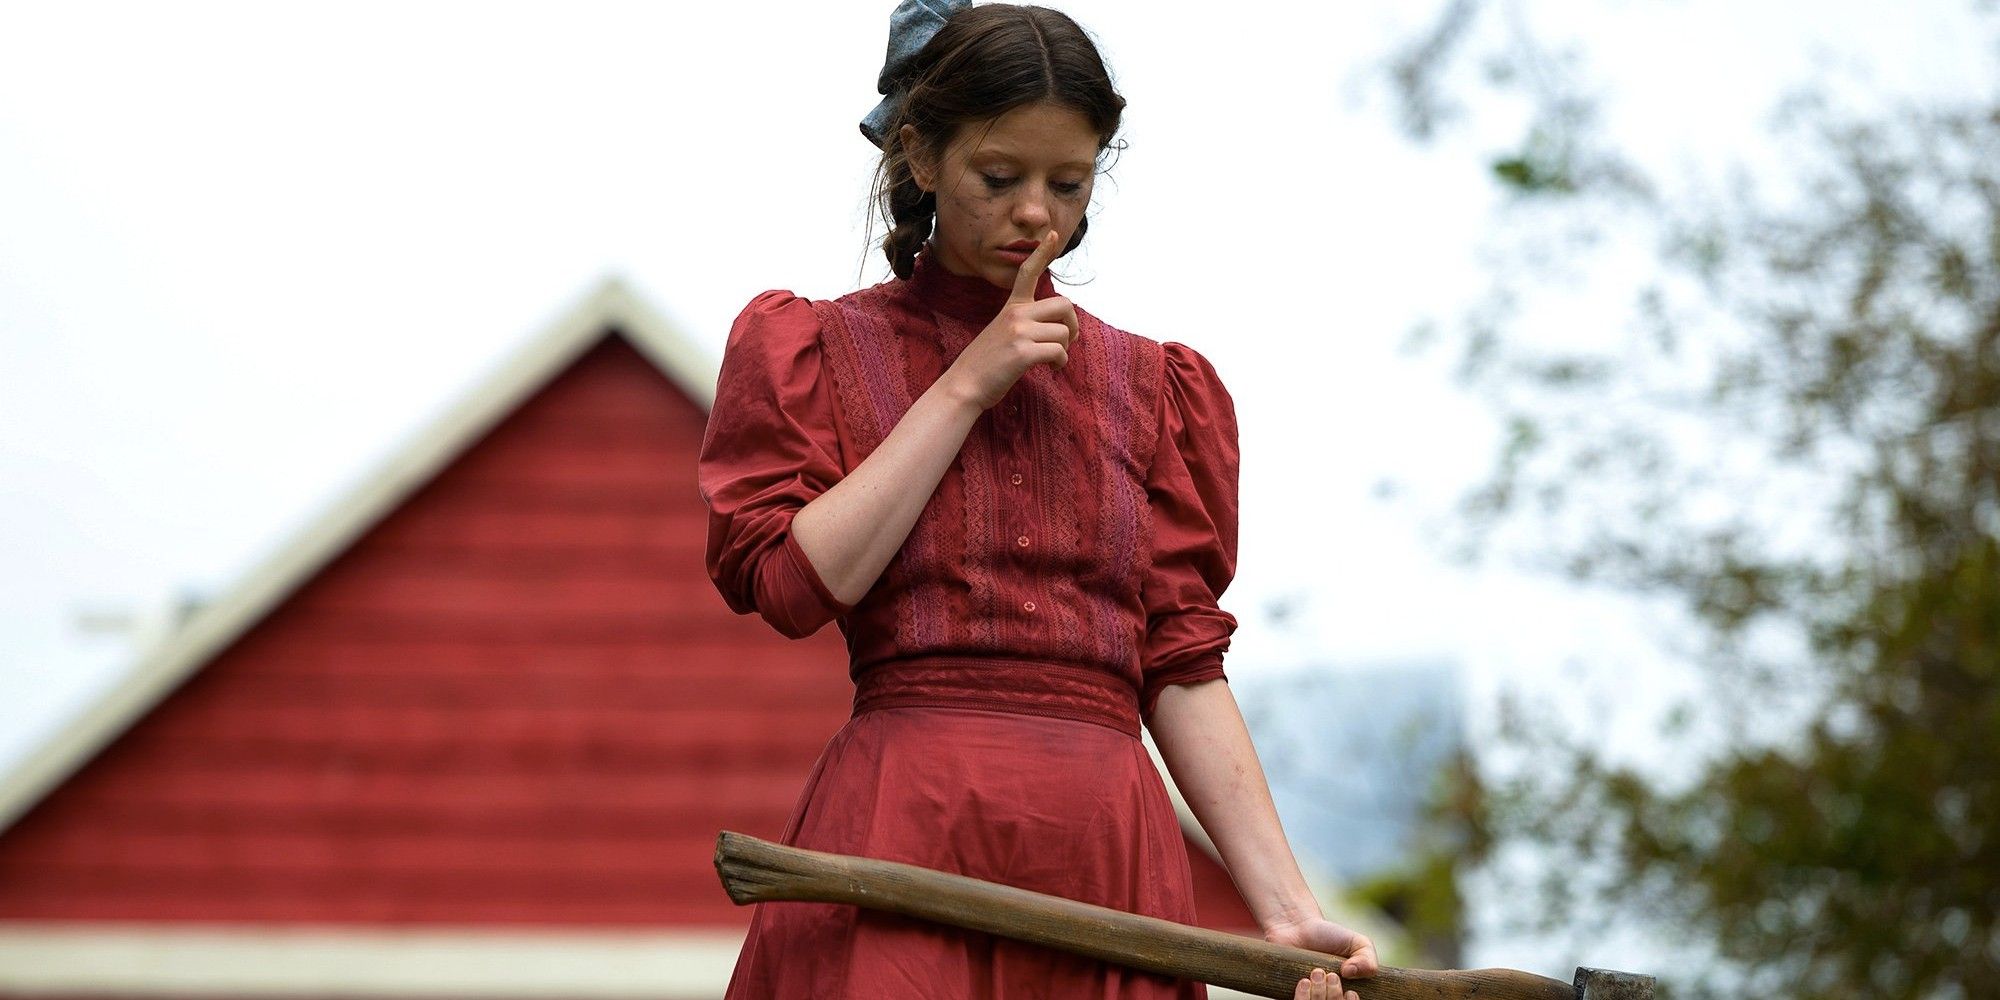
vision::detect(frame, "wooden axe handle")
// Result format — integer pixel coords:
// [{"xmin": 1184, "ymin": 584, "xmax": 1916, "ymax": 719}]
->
[{"xmin": 714, "ymin": 830, "xmax": 1574, "ymax": 1000}]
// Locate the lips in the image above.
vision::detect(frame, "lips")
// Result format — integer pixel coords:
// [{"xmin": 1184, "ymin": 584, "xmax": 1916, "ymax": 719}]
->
[{"xmin": 1002, "ymin": 240, "xmax": 1040, "ymax": 252}]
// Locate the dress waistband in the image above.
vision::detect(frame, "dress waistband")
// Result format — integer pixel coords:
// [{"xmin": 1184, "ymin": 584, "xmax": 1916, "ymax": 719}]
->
[{"xmin": 851, "ymin": 656, "xmax": 1143, "ymax": 738}]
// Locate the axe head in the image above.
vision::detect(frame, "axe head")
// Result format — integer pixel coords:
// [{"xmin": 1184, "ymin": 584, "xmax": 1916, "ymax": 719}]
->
[{"xmin": 1574, "ymin": 966, "xmax": 1656, "ymax": 999}]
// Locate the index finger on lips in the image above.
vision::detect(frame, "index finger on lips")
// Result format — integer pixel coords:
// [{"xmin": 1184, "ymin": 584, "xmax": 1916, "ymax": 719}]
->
[{"xmin": 1008, "ymin": 227, "xmax": 1060, "ymax": 304}]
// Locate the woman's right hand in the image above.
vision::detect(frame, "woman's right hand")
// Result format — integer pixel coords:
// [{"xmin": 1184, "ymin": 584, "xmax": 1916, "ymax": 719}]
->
[
  {"xmin": 942, "ymin": 227, "xmax": 1082, "ymax": 411},
  {"xmin": 1294, "ymin": 966, "xmax": 1358, "ymax": 1000}
]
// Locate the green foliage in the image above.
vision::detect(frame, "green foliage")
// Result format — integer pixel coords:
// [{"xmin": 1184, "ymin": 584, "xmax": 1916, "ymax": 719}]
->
[
  {"xmin": 1381, "ymin": 4, "xmax": 2000, "ymax": 997},
  {"xmin": 1346, "ymin": 748, "xmax": 1490, "ymax": 969}
]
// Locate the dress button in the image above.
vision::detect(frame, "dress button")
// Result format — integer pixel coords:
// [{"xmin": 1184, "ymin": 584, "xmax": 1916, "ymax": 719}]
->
[
  {"xmin": 1023, "ymin": 600, "xmax": 1037, "ymax": 612},
  {"xmin": 1010, "ymin": 473, "xmax": 1023, "ymax": 485},
  {"xmin": 1016, "ymin": 535, "xmax": 1030, "ymax": 547}
]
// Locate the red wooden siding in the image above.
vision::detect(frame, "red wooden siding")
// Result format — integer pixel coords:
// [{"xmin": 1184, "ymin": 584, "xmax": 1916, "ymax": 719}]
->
[{"xmin": 0, "ymin": 329, "xmax": 1260, "ymax": 935}]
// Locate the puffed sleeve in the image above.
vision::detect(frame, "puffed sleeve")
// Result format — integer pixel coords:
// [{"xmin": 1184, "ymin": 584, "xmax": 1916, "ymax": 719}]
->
[
  {"xmin": 697, "ymin": 290, "xmax": 855, "ymax": 639},
  {"xmin": 1138, "ymin": 341, "xmax": 1241, "ymax": 720}
]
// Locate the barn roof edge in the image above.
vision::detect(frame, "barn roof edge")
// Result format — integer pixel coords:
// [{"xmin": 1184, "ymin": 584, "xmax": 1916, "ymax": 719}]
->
[{"xmin": 0, "ymin": 274, "xmax": 719, "ymax": 836}]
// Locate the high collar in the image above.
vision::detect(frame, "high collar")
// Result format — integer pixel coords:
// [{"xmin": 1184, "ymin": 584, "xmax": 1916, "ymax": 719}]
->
[{"xmin": 906, "ymin": 240, "xmax": 1058, "ymax": 326}]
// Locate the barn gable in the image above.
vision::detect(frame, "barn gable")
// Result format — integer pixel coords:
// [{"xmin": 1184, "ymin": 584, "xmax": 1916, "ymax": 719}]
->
[{"xmin": 0, "ymin": 275, "xmax": 1284, "ymax": 998}]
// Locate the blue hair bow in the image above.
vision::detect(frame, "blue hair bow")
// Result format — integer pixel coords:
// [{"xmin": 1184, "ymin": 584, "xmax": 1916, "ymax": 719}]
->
[{"xmin": 859, "ymin": 0, "xmax": 973, "ymax": 149}]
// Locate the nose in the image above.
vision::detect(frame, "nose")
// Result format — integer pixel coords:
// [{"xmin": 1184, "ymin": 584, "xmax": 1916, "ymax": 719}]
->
[{"xmin": 1012, "ymin": 179, "xmax": 1053, "ymax": 229}]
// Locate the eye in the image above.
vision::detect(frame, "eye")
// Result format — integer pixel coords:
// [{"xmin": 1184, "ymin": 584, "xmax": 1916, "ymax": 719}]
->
[{"xmin": 982, "ymin": 174, "xmax": 1087, "ymax": 197}]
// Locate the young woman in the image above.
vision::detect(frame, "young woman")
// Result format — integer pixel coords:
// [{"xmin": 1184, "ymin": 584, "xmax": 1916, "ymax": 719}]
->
[{"xmin": 699, "ymin": 4, "xmax": 1380, "ymax": 997}]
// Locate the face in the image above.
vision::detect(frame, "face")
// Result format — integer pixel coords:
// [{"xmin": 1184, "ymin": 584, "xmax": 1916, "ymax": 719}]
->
[{"xmin": 901, "ymin": 100, "xmax": 1099, "ymax": 289}]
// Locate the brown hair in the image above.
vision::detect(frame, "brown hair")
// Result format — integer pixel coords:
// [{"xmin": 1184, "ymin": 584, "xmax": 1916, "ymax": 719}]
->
[{"xmin": 866, "ymin": 4, "xmax": 1127, "ymax": 280}]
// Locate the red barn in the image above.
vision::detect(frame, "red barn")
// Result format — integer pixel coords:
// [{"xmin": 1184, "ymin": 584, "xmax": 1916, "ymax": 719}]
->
[{"xmin": 0, "ymin": 276, "xmax": 1272, "ymax": 999}]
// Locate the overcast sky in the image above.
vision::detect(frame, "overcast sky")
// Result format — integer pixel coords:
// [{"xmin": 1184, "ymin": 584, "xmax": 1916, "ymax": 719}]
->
[{"xmin": 2, "ymin": 0, "xmax": 1990, "ymax": 979}]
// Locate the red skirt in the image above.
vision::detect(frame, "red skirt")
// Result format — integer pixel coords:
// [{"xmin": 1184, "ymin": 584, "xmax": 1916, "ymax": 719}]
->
[{"xmin": 722, "ymin": 683, "xmax": 1207, "ymax": 999}]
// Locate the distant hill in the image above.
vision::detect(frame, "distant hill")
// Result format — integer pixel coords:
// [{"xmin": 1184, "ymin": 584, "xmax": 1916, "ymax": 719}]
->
[{"xmin": 1233, "ymin": 659, "xmax": 1467, "ymax": 886}]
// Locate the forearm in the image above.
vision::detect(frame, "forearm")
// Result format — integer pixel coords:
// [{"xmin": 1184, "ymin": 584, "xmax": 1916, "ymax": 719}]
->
[
  {"xmin": 1147, "ymin": 678, "xmax": 1323, "ymax": 932},
  {"xmin": 790, "ymin": 372, "xmax": 984, "ymax": 606}
]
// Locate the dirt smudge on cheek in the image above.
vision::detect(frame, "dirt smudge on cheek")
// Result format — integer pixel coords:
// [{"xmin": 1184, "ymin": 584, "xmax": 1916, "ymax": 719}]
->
[{"xmin": 938, "ymin": 189, "xmax": 1005, "ymax": 256}]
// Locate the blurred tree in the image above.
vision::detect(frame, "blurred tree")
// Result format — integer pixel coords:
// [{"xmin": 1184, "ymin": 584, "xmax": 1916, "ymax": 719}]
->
[
  {"xmin": 1235, "ymin": 661, "xmax": 1482, "ymax": 971},
  {"xmin": 1342, "ymin": 744, "xmax": 1489, "ymax": 971},
  {"xmin": 1372, "ymin": 2, "xmax": 2000, "ymax": 997}
]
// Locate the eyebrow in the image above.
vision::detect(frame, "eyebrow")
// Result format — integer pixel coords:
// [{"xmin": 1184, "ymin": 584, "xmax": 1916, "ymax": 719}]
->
[{"xmin": 973, "ymin": 149, "xmax": 1096, "ymax": 172}]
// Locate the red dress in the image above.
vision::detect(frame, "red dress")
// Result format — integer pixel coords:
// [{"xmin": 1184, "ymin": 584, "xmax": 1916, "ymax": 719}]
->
[{"xmin": 698, "ymin": 245, "xmax": 1241, "ymax": 998}]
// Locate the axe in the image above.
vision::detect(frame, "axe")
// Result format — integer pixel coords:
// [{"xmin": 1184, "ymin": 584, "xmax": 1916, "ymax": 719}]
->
[{"xmin": 714, "ymin": 831, "xmax": 1653, "ymax": 999}]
